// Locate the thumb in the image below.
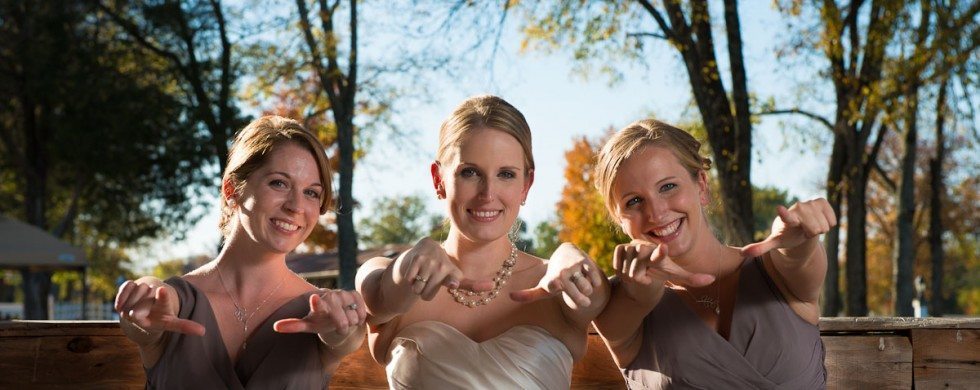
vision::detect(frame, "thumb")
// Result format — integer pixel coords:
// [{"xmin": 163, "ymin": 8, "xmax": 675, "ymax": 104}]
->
[
  {"xmin": 155, "ymin": 285, "xmax": 174, "ymax": 311},
  {"xmin": 776, "ymin": 205, "xmax": 798, "ymax": 226},
  {"xmin": 273, "ymin": 318, "xmax": 315, "ymax": 334},
  {"xmin": 509, "ymin": 287, "xmax": 552, "ymax": 303}
]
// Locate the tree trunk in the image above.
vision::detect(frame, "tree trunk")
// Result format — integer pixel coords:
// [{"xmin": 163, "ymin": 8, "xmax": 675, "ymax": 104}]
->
[
  {"xmin": 845, "ymin": 159, "xmax": 869, "ymax": 316},
  {"xmin": 895, "ymin": 87, "xmax": 919, "ymax": 316},
  {"xmin": 822, "ymin": 135, "xmax": 846, "ymax": 316},
  {"xmin": 638, "ymin": 0, "xmax": 754, "ymax": 244},
  {"xmin": 928, "ymin": 78, "xmax": 948, "ymax": 316},
  {"xmin": 336, "ymin": 116, "xmax": 358, "ymax": 290},
  {"xmin": 18, "ymin": 12, "xmax": 52, "ymax": 318}
]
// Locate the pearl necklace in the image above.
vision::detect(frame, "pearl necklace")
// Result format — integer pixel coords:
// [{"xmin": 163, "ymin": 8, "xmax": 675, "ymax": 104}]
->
[
  {"xmin": 216, "ymin": 265, "xmax": 284, "ymax": 349},
  {"xmin": 448, "ymin": 243, "xmax": 517, "ymax": 308}
]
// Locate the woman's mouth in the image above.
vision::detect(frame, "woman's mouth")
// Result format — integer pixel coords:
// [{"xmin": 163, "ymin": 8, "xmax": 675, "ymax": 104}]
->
[
  {"xmin": 468, "ymin": 209, "xmax": 502, "ymax": 222},
  {"xmin": 647, "ymin": 218, "xmax": 683, "ymax": 241},
  {"xmin": 271, "ymin": 218, "xmax": 301, "ymax": 233}
]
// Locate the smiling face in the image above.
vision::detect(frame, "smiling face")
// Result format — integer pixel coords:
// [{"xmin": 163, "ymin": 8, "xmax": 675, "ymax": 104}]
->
[
  {"xmin": 229, "ymin": 142, "xmax": 325, "ymax": 254},
  {"xmin": 611, "ymin": 145, "xmax": 710, "ymax": 258},
  {"xmin": 433, "ymin": 128, "xmax": 532, "ymax": 244}
]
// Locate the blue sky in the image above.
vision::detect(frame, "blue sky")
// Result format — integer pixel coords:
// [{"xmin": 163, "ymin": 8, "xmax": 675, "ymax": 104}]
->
[{"xmin": 135, "ymin": 2, "xmax": 834, "ymax": 268}]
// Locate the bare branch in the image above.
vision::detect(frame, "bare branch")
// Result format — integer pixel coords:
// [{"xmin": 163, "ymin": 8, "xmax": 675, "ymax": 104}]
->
[
  {"xmin": 755, "ymin": 108, "xmax": 835, "ymax": 132},
  {"xmin": 626, "ymin": 31, "xmax": 668, "ymax": 40}
]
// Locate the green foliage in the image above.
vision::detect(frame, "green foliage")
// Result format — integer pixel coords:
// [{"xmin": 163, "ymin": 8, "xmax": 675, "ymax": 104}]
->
[
  {"xmin": 510, "ymin": 217, "xmax": 534, "ymax": 254},
  {"xmin": 359, "ymin": 194, "xmax": 440, "ymax": 247},
  {"xmin": 531, "ymin": 218, "xmax": 562, "ymax": 259},
  {"xmin": 152, "ymin": 259, "xmax": 188, "ymax": 281},
  {"xmin": 752, "ymin": 186, "xmax": 798, "ymax": 241}
]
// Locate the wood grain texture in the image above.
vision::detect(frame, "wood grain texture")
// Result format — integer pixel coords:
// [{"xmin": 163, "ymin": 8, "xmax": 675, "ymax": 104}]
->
[
  {"xmin": 819, "ymin": 317, "xmax": 980, "ymax": 332},
  {"xmin": 823, "ymin": 336, "xmax": 912, "ymax": 389},
  {"xmin": 0, "ymin": 334, "xmax": 144, "ymax": 389},
  {"xmin": 4, "ymin": 318, "xmax": 980, "ymax": 388},
  {"xmin": 912, "ymin": 329, "xmax": 980, "ymax": 390}
]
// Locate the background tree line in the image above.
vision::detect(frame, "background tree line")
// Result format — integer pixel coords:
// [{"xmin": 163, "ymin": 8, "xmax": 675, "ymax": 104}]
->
[{"xmin": 0, "ymin": 0, "xmax": 975, "ymax": 318}]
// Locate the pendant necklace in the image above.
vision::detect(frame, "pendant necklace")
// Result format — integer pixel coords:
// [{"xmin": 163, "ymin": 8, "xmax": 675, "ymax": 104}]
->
[
  {"xmin": 216, "ymin": 265, "xmax": 285, "ymax": 349},
  {"xmin": 695, "ymin": 248, "xmax": 723, "ymax": 315},
  {"xmin": 447, "ymin": 242, "xmax": 518, "ymax": 308}
]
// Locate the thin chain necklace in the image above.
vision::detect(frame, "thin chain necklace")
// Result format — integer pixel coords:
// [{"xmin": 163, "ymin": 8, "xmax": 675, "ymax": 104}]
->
[
  {"xmin": 693, "ymin": 247, "xmax": 724, "ymax": 315},
  {"xmin": 216, "ymin": 265, "xmax": 285, "ymax": 349},
  {"xmin": 671, "ymin": 248, "xmax": 723, "ymax": 315},
  {"xmin": 448, "ymin": 242, "xmax": 517, "ymax": 308}
]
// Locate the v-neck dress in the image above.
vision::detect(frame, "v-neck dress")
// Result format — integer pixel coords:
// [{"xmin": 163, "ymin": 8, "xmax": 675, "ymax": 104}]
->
[
  {"xmin": 144, "ymin": 277, "xmax": 330, "ymax": 389},
  {"xmin": 622, "ymin": 258, "xmax": 826, "ymax": 389}
]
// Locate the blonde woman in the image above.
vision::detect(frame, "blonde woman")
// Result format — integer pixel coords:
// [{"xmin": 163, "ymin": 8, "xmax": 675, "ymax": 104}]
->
[
  {"xmin": 115, "ymin": 116, "xmax": 366, "ymax": 388},
  {"xmin": 592, "ymin": 119, "xmax": 834, "ymax": 389},
  {"xmin": 356, "ymin": 95, "xmax": 609, "ymax": 389}
]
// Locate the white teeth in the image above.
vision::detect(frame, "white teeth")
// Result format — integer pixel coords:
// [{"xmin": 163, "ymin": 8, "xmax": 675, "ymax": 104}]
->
[
  {"xmin": 652, "ymin": 220, "xmax": 681, "ymax": 237},
  {"xmin": 273, "ymin": 220, "xmax": 299, "ymax": 231},
  {"xmin": 472, "ymin": 210, "xmax": 501, "ymax": 218}
]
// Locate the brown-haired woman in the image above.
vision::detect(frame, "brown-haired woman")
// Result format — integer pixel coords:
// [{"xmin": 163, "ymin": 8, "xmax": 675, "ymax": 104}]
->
[
  {"xmin": 356, "ymin": 95, "xmax": 609, "ymax": 389},
  {"xmin": 115, "ymin": 116, "xmax": 366, "ymax": 389},
  {"xmin": 592, "ymin": 119, "xmax": 835, "ymax": 388}
]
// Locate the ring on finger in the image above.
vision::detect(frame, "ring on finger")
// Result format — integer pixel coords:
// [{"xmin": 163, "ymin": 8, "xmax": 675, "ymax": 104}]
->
[
  {"xmin": 413, "ymin": 275, "xmax": 428, "ymax": 284},
  {"xmin": 569, "ymin": 271, "xmax": 583, "ymax": 282},
  {"xmin": 345, "ymin": 303, "xmax": 359, "ymax": 311}
]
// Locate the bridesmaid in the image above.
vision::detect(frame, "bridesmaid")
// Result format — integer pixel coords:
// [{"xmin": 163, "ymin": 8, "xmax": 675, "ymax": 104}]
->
[
  {"xmin": 592, "ymin": 119, "xmax": 834, "ymax": 389},
  {"xmin": 115, "ymin": 116, "xmax": 366, "ymax": 389}
]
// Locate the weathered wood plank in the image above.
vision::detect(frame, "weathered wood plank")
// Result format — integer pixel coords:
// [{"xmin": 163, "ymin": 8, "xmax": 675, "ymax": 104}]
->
[
  {"xmin": 0, "ymin": 334, "xmax": 144, "ymax": 389},
  {"xmin": 571, "ymin": 333, "xmax": 624, "ymax": 389},
  {"xmin": 823, "ymin": 336, "xmax": 912, "ymax": 389},
  {"xmin": 820, "ymin": 317, "xmax": 980, "ymax": 332},
  {"xmin": 330, "ymin": 339, "xmax": 388, "ymax": 389},
  {"xmin": 0, "ymin": 320, "xmax": 122, "ymax": 337},
  {"xmin": 912, "ymin": 329, "xmax": 980, "ymax": 390}
]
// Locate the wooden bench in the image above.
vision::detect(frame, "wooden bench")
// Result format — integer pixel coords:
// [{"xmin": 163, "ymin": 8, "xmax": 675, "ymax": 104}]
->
[{"xmin": 1, "ymin": 318, "xmax": 976, "ymax": 389}]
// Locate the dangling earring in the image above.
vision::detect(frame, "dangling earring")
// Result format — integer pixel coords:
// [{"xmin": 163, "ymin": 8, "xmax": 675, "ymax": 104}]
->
[{"xmin": 228, "ymin": 198, "xmax": 237, "ymax": 207}]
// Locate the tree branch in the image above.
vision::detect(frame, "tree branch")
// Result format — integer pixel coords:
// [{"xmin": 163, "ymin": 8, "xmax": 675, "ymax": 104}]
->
[
  {"xmin": 635, "ymin": 0, "xmax": 679, "ymax": 43},
  {"xmin": 871, "ymin": 160, "xmax": 897, "ymax": 192},
  {"xmin": 754, "ymin": 108, "xmax": 835, "ymax": 132},
  {"xmin": 626, "ymin": 31, "xmax": 668, "ymax": 40}
]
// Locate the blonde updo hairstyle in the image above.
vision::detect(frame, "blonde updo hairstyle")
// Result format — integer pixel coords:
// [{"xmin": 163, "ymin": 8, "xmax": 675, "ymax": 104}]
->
[
  {"xmin": 594, "ymin": 119, "xmax": 712, "ymax": 217},
  {"xmin": 435, "ymin": 95, "xmax": 535, "ymax": 174},
  {"xmin": 219, "ymin": 115, "xmax": 332, "ymax": 237}
]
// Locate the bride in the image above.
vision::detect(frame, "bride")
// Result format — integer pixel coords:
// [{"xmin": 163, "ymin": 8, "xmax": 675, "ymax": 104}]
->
[{"xmin": 356, "ymin": 95, "xmax": 609, "ymax": 389}]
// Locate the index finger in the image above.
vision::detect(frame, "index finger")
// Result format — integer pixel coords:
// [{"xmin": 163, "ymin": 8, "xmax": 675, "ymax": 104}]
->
[
  {"xmin": 162, "ymin": 317, "xmax": 206, "ymax": 336},
  {"xmin": 739, "ymin": 237, "xmax": 779, "ymax": 259},
  {"xmin": 509, "ymin": 287, "xmax": 551, "ymax": 303}
]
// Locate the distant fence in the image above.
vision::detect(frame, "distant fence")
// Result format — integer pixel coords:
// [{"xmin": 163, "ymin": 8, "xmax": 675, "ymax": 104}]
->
[
  {"xmin": 0, "ymin": 302, "xmax": 116, "ymax": 321},
  {"xmin": 51, "ymin": 303, "xmax": 116, "ymax": 321}
]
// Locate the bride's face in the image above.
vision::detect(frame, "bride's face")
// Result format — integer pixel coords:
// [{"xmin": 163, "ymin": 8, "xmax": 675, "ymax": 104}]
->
[{"xmin": 434, "ymin": 128, "xmax": 532, "ymax": 244}]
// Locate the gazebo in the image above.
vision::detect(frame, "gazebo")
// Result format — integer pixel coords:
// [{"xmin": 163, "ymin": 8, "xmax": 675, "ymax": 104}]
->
[{"xmin": 0, "ymin": 215, "xmax": 87, "ymax": 319}]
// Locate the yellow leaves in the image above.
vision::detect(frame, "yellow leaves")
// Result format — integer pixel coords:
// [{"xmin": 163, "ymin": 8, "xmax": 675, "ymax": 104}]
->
[{"xmin": 556, "ymin": 134, "xmax": 628, "ymax": 274}]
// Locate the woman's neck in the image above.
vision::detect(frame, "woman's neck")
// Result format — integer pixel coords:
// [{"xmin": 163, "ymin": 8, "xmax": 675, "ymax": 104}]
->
[
  {"xmin": 211, "ymin": 233, "xmax": 290, "ymax": 287},
  {"xmin": 671, "ymin": 232, "xmax": 737, "ymax": 277},
  {"xmin": 442, "ymin": 229, "xmax": 515, "ymax": 277}
]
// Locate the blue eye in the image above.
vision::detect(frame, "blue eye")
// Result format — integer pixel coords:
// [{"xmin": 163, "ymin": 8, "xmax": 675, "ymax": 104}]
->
[
  {"xmin": 304, "ymin": 189, "xmax": 321, "ymax": 199},
  {"xmin": 660, "ymin": 183, "xmax": 677, "ymax": 192},
  {"xmin": 460, "ymin": 168, "xmax": 479, "ymax": 178},
  {"xmin": 625, "ymin": 197, "xmax": 641, "ymax": 208}
]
